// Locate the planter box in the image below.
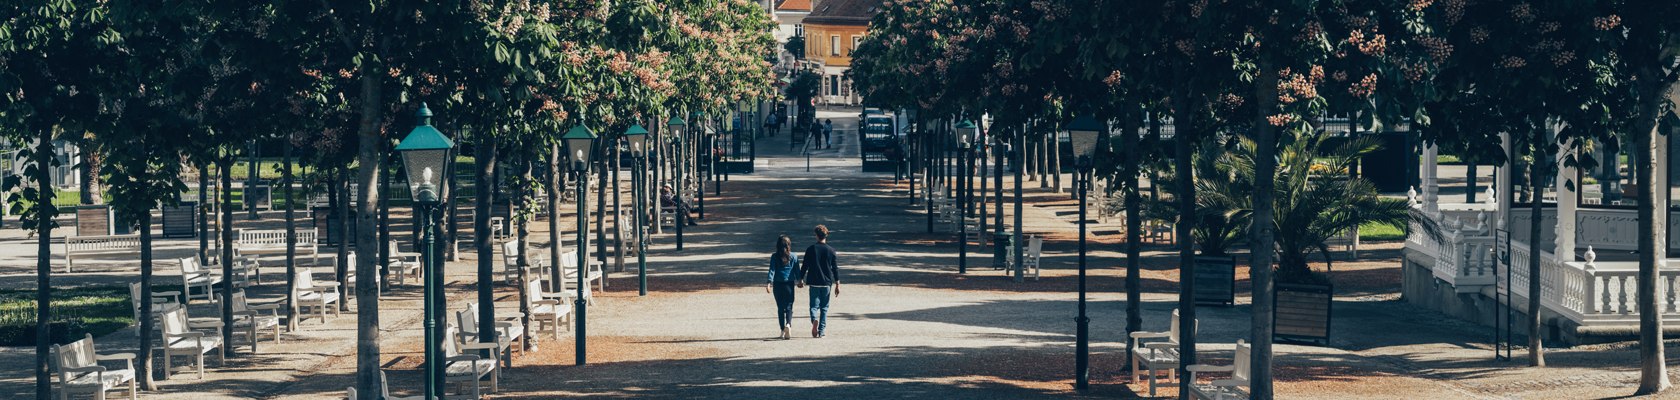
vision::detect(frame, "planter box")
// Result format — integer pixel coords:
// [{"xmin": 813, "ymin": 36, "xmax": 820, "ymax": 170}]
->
[
  {"xmin": 1274, "ymin": 282, "xmax": 1333, "ymax": 345},
  {"xmin": 312, "ymin": 207, "xmax": 358, "ymax": 246},
  {"xmin": 1193, "ymin": 256, "xmax": 1237, "ymax": 306},
  {"xmin": 75, "ymin": 205, "xmax": 112, "ymax": 236},
  {"xmin": 161, "ymin": 202, "xmax": 197, "ymax": 238}
]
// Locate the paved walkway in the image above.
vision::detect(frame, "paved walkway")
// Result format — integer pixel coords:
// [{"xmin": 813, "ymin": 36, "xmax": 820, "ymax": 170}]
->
[{"xmin": 5, "ymin": 108, "xmax": 1680, "ymax": 398}]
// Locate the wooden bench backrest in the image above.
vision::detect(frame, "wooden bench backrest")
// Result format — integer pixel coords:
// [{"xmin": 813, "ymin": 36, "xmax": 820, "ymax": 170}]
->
[
  {"xmin": 296, "ymin": 267, "xmax": 318, "ymax": 291},
  {"xmin": 442, "ymin": 323, "xmax": 462, "ymax": 357},
  {"xmin": 1028, "ymin": 236, "xmax": 1043, "ymax": 256},
  {"xmin": 238, "ymin": 229, "xmax": 317, "ymax": 246},
  {"xmin": 1232, "ymin": 340, "xmax": 1251, "ymax": 384},
  {"xmin": 501, "ymin": 241, "xmax": 521, "ymax": 266},
  {"xmin": 65, "ymin": 235, "xmax": 142, "ymax": 252},
  {"xmin": 52, "ymin": 333, "xmax": 96, "ymax": 378},
  {"xmin": 559, "ymin": 251, "xmax": 578, "ymax": 269},
  {"xmin": 1169, "ymin": 309, "xmax": 1197, "ymax": 344},
  {"xmin": 177, "ymin": 257, "xmax": 202, "ymax": 275},
  {"xmin": 160, "ymin": 307, "xmax": 189, "ymax": 336},
  {"xmin": 525, "ymin": 280, "xmax": 545, "ymax": 308}
]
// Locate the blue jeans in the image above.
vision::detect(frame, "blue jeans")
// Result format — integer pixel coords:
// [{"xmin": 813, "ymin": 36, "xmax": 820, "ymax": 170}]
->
[{"xmin": 809, "ymin": 286, "xmax": 832, "ymax": 335}]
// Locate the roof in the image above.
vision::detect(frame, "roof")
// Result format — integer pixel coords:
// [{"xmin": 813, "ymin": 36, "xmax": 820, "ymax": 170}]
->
[
  {"xmin": 776, "ymin": 0, "xmax": 812, "ymax": 12},
  {"xmin": 803, "ymin": 0, "xmax": 880, "ymax": 26}
]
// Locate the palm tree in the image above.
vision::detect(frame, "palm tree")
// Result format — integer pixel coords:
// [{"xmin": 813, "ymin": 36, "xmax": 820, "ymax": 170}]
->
[{"xmin": 1144, "ymin": 135, "xmax": 1251, "ymax": 257}]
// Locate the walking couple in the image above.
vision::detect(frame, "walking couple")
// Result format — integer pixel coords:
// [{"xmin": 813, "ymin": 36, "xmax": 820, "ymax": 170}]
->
[{"xmin": 766, "ymin": 225, "xmax": 840, "ymax": 339}]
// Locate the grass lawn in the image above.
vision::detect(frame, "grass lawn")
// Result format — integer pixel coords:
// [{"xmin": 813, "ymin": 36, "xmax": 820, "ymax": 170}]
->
[
  {"xmin": 1358, "ymin": 222, "xmax": 1406, "ymax": 242},
  {"xmin": 0, "ymin": 286, "xmax": 138, "ymax": 347},
  {"xmin": 1436, "ymin": 154, "xmax": 1462, "ymax": 165}
]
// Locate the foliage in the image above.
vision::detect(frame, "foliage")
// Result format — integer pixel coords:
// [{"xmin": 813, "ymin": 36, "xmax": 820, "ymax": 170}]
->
[{"xmin": 0, "ymin": 287, "xmax": 134, "ymax": 347}]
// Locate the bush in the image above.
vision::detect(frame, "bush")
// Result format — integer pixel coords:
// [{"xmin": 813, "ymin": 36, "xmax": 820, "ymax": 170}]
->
[{"xmin": 0, "ymin": 288, "xmax": 134, "ymax": 347}]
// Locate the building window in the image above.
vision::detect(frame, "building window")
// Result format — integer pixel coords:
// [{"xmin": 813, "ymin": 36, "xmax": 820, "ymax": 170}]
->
[
  {"xmin": 829, "ymin": 75, "xmax": 840, "ymax": 97},
  {"xmin": 794, "ymin": 24, "xmax": 803, "ymax": 37},
  {"xmin": 851, "ymin": 35, "xmax": 861, "ymax": 56},
  {"xmin": 830, "ymin": 35, "xmax": 840, "ymax": 56}
]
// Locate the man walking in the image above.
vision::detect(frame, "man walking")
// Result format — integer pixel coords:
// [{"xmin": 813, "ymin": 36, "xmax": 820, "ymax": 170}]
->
[{"xmin": 797, "ymin": 225, "xmax": 839, "ymax": 338}]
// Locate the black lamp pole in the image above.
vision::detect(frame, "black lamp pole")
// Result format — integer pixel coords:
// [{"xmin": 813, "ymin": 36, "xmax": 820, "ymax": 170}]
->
[
  {"xmin": 636, "ymin": 151, "xmax": 648, "ymax": 296},
  {"xmin": 575, "ymin": 161, "xmax": 589, "ymax": 365},
  {"xmin": 1075, "ymin": 165, "xmax": 1091, "ymax": 390}
]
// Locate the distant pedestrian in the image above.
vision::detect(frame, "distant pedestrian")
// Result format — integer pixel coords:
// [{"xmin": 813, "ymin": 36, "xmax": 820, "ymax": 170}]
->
[
  {"xmin": 766, "ymin": 235, "xmax": 799, "ymax": 340},
  {"xmin": 822, "ymin": 119, "xmax": 834, "ymax": 149},
  {"xmin": 797, "ymin": 225, "xmax": 840, "ymax": 338}
]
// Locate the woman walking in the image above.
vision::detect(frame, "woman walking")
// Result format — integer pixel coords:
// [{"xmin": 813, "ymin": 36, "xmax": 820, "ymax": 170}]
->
[{"xmin": 767, "ymin": 235, "xmax": 799, "ymax": 339}]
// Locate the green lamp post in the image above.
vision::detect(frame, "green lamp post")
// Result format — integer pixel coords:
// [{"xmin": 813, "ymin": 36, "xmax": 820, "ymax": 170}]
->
[
  {"xmin": 562, "ymin": 124, "xmax": 598, "ymax": 366},
  {"xmin": 625, "ymin": 124, "xmax": 650, "ymax": 296},
  {"xmin": 955, "ymin": 120, "xmax": 977, "ymax": 274},
  {"xmin": 394, "ymin": 103, "xmax": 456, "ymax": 399}
]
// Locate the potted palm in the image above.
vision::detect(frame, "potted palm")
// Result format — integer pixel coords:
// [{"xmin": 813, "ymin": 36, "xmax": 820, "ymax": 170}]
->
[
  {"xmin": 1256, "ymin": 132, "xmax": 1428, "ymax": 344},
  {"xmin": 1146, "ymin": 136, "xmax": 1249, "ymax": 306}
]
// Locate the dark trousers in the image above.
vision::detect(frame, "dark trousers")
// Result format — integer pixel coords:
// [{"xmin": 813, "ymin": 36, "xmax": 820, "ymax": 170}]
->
[{"xmin": 772, "ymin": 282, "xmax": 797, "ymax": 328}]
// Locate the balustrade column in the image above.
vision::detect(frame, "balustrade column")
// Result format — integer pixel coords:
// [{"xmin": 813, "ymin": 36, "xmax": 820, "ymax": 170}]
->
[
  {"xmin": 1555, "ymin": 136, "xmax": 1578, "ymax": 261},
  {"xmin": 1421, "ymin": 142, "xmax": 1439, "ymax": 214}
]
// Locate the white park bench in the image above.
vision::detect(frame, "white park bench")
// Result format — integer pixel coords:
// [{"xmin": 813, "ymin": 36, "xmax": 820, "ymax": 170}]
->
[
  {"xmin": 387, "ymin": 239, "xmax": 422, "ymax": 286},
  {"xmin": 1131, "ymin": 308, "xmax": 1198, "ymax": 396},
  {"xmin": 62, "ymin": 235, "xmax": 142, "ymax": 273},
  {"xmin": 51, "ymin": 333, "xmax": 137, "ymax": 400},
  {"xmin": 236, "ymin": 229, "xmax": 320, "ymax": 265},
  {"xmin": 558, "ymin": 250, "xmax": 604, "ymax": 303},
  {"xmin": 216, "ymin": 290, "xmax": 282, "ymax": 353},
  {"xmin": 443, "ymin": 323, "xmax": 500, "ymax": 398},
  {"xmin": 292, "ymin": 267, "xmax": 341, "ymax": 324},
  {"xmin": 156, "ymin": 307, "xmax": 224, "ymax": 380},
  {"xmin": 1188, "ymin": 339, "xmax": 1252, "ymax": 400},
  {"xmin": 176, "ymin": 257, "xmax": 223, "ymax": 303},
  {"xmin": 524, "ymin": 277, "xmax": 573, "ymax": 340},
  {"xmin": 458, "ymin": 302, "xmax": 523, "ymax": 367}
]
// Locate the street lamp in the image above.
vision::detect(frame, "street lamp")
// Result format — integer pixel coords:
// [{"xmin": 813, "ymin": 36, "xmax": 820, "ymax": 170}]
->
[
  {"xmin": 1065, "ymin": 114, "xmax": 1103, "ymax": 391},
  {"xmin": 562, "ymin": 124, "xmax": 598, "ymax": 366},
  {"xmin": 394, "ymin": 103, "xmax": 455, "ymax": 400},
  {"xmin": 625, "ymin": 124, "xmax": 650, "ymax": 296},
  {"xmin": 955, "ymin": 120, "xmax": 976, "ymax": 274}
]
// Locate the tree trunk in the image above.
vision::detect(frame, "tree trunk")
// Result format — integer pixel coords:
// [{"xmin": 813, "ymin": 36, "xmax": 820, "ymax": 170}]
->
[
  {"xmin": 1051, "ymin": 130, "xmax": 1062, "ymax": 194},
  {"xmin": 137, "ymin": 212, "xmax": 156, "ymax": 390},
  {"xmin": 596, "ymin": 146, "xmax": 607, "ymax": 270},
  {"xmin": 613, "ymin": 139, "xmax": 625, "ymax": 273},
  {"xmin": 516, "ymin": 157, "xmax": 535, "ymax": 350},
  {"xmin": 549, "ymin": 143, "xmax": 564, "ymax": 293},
  {"xmin": 1526, "ymin": 138, "xmax": 1546, "ymax": 367},
  {"xmin": 475, "ymin": 133, "xmax": 499, "ymax": 345},
  {"xmin": 1173, "ymin": 91, "xmax": 1199, "ymax": 397},
  {"xmin": 80, "ymin": 145, "xmax": 99, "ymax": 205},
  {"xmin": 219, "ymin": 156, "xmax": 236, "ymax": 354},
  {"xmin": 33, "ymin": 127, "xmax": 56, "ymax": 400},
  {"xmin": 1014, "ymin": 124, "xmax": 1026, "ymax": 282},
  {"xmin": 1249, "ymin": 60, "xmax": 1280, "ymax": 400},
  {"xmin": 1123, "ymin": 103, "xmax": 1143, "ymax": 372},
  {"xmin": 352, "ymin": 66, "xmax": 386, "ymax": 399},
  {"xmin": 335, "ymin": 169, "xmax": 350, "ymax": 312},
  {"xmin": 248, "ymin": 140, "xmax": 260, "ymax": 219},
  {"xmin": 1633, "ymin": 76, "xmax": 1672, "ymax": 394},
  {"xmin": 199, "ymin": 164, "xmax": 210, "ymax": 264},
  {"xmin": 284, "ymin": 140, "xmax": 297, "ymax": 331}
]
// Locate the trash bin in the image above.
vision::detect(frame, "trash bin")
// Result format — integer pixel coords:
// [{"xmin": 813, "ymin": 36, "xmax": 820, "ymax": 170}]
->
[{"xmin": 993, "ymin": 231, "xmax": 1014, "ymax": 270}]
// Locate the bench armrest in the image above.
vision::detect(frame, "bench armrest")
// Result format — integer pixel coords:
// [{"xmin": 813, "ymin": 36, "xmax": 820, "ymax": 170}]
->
[
  {"xmin": 95, "ymin": 353, "xmax": 136, "ymax": 361},
  {"xmin": 460, "ymin": 342, "xmax": 500, "ymax": 352},
  {"xmin": 534, "ymin": 299, "xmax": 563, "ymax": 306},
  {"xmin": 1143, "ymin": 342, "xmax": 1178, "ymax": 350},
  {"xmin": 1130, "ymin": 331, "xmax": 1170, "ymax": 339},
  {"xmin": 152, "ymin": 290, "xmax": 182, "ymax": 297},
  {"xmin": 445, "ymin": 355, "xmax": 483, "ymax": 363},
  {"xmin": 248, "ymin": 303, "xmax": 281, "ymax": 311},
  {"xmin": 1186, "ymin": 364, "xmax": 1232, "ymax": 373},
  {"xmin": 62, "ymin": 365, "xmax": 107, "ymax": 374}
]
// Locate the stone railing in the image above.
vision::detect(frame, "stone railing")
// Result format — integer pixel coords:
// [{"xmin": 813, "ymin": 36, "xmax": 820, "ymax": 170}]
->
[
  {"xmin": 1407, "ymin": 204, "xmax": 1498, "ymax": 292},
  {"xmin": 1507, "ymin": 242, "xmax": 1680, "ymax": 327}
]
